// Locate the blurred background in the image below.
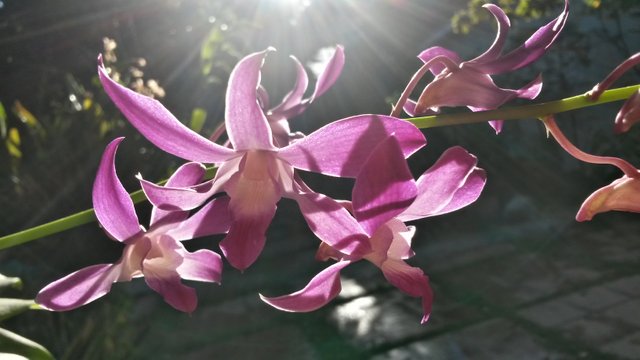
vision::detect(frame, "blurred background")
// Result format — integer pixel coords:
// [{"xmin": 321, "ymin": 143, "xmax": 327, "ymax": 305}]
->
[{"xmin": 1, "ymin": 0, "xmax": 640, "ymax": 359}]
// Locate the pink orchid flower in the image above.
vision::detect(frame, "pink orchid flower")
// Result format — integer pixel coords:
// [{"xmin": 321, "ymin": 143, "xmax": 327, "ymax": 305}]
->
[
  {"xmin": 36, "ymin": 138, "xmax": 231, "ymax": 313},
  {"xmin": 588, "ymin": 52, "xmax": 640, "ymax": 134},
  {"xmin": 544, "ymin": 116, "xmax": 640, "ymax": 221},
  {"xmin": 260, "ymin": 136, "xmax": 486, "ymax": 323},
  {"xmin": 396, "ymin": 0, "xmax": 569, "ymax": 134},
  {"xmin": 99, "ymin": 48, "xmax": 426, "ymax": 271}
]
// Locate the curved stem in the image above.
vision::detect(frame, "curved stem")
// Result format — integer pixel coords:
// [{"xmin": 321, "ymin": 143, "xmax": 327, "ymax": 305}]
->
[
  {"xmin": 543, "ymin": 116, "xmax": 639, "ymax": 177},
  {"xmin": 407, "ymin": 84, "xmax": 640, "ymax": 129}
]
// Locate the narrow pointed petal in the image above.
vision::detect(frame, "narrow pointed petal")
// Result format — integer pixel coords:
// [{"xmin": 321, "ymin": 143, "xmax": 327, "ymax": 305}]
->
[
  {"xmin": 98, "ymin": 57, "xmax": 236, "ymax": 163},
  {"xmin": 576, "ymin": 175, "xmax": 640, "ymax": 221},
  {"xmin": 139, "ymin": 176, "xmax": 218, "ymax": 211},
  {"xmin": 310, "ymin": 45, "xmax": 345, "ymax": 100},
  {"xmin": 468, "ymin": 4, "xmax": 511, "ymax": 64},
  {"xmin": 291, "ymin": 181, "xmax": 371, "ymax": 257},
  {"xmin": 36, "ymin": 264, "xmax": 120, "ymax": 311},
  {"xmin": 353, "ymin": 136, "xmax": 417, "ymax": 236},
  {"xmin": 260, "ymin": 261, "xmax": 350, "ymax": 312},
  {"xmin": 167, "ymin": 196, "xmax": 232, "ymax": 241},
  {"xmin": 417, "ymin": 47, "xmax": 461, "ymax": 75},
  {"xmin": 93, "ymin": 137, "xmax": 140, "ymax": 242},
  {"xmin": 144, "ymin": 274, "xmax": 197, "ymax": 313},
  {"xmin": 279, "ymin": 115, "xmax": 426, "ymax": 178},
  {"xmin": 269, "ymin": 56, "xmax": 309, "ymax": 115},
  {"xmin": 488, "ymin": 119, "xmax": 503, "ymax": 134},
  {"xmin": 468, "ymin": 0, "xmax": 569, "ymax": 75},
  {"xmin": 381, "ymin": 259, "xmax": 433, "ymax": 324},
  {"xmin": 177, "ymin": 249, "xmax": 223, "ymax": 283},
  {"xmin": 150, "ymin": 162, "xmax": 206, "ymax": 226},
  {"xmin": 225, "ymin": 49, "xmax": 275, "ymax": 151},
  {"xmin": 399, "ymin": 146, "xmax": 485, "ymax": 221}
]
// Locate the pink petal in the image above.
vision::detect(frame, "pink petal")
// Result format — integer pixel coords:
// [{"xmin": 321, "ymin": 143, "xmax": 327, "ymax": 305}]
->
[
  {"xmin": 177, "ymin": 249, "xmax": 223, "ymax": 284},
  {"xmin": 381, "ymin": 259, "xmax": 433, "ymax": 324},
  {"xmin": 219, "ymin": 152, "xmax": 282, "ymax": 270},
  {"xmin": 144, "ymin": 273, "xmax": 197, "ymax": 313},
  {"xmin": 36, "ymin": 264, "xmax": 121, "ymax": 311},
  {"xmin": 150, "ymin": 162, "xmax": 207, "ymax": 226},
  {"xmin": 468, "ymin": 0, "xmax": 569, "ymax": 75},
  {"xmin": 399, "ymin": 146, "xmax": 485, "ymax": 221},
  {"xmin": 225, "ymin": 48, "xmax": 275, "ymax": 151},
  {"xmin": 138, "ymin": 176, "xmax": 218, "ymax": 211},
  {"xmin": 167, "ymin": 196, "xmax": 231, "ymax": 241},
  {"xmin": 435, "ymin": 167, "xmax": 487, "ymax": 216},
  {"xmin": 516, "ymin": 74, "xmax": 543, "ymax": 100},
  {"xmin": 352, "ymin": 136, "xmax": 417, "ymax": 236},
  {"xmin": 414, "ymin": 68, "xmax": 517, "ymax": 115},
  {"xmin": 384, "ymin": 219, "xmax": 416, "ymax": 260},
  {"xmin": 142, "ymin": 236, "xmax": 198, "ymax": 313},
  {"xmin": 417, "ymin": 46, "xmax": 462, "ymax": 75},
  {"xmin": 488, "ymin": 119, "xmax": 504, "ymax": 134},
  {"xmin": 269, "ymin": 55, "xmax": 309, "ymax": 116},
  {"xmin": 467, "ymin": 4, "xmax": 511, "ymax": 64},
  {"xmin": 279, "ymin": 114, "xmax": 426, "ymax": 178},
  {"xmin": 98, "ymin": 56, "xmax": 236, "ymax": 163},
  {"xmin": 310, "ymin": 44, "xmax": 345, "ymax": 101},
  {"xmin": 259, "ymin": 260, "xmax": 350, "ymax": 312},
  {"xmin": 403, "ymin": 99, "xmax": 437, "ymax": 118},
  {"xmin": 576, "ymin": 175, "xmax": 640, "ymax": 221},
  {"xmin": 290, "ymin": 179, "xmax": 371, "ymax": 257},
  {"xmin": 92, "ymin": 137, "xmax": 140, "ymax": 242}
]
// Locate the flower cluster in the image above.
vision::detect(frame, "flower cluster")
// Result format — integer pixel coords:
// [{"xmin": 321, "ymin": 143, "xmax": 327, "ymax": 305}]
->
[
  {"xmin": 36, "ymin": 0, "xmax": 640, "ymax": 324},
  {"xmin": 36, "ymin": 45, "xmax": 486, "ymax": 322}
]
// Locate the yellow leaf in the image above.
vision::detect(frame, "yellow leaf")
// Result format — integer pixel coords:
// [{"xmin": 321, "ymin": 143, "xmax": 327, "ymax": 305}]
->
[
  {"xmin": 6, "ymin": 127, "xmax": 22, "ymax": 159},
  {"xmin": 13, "ymin": 101, "xmax": 45, "ymax": 138}
]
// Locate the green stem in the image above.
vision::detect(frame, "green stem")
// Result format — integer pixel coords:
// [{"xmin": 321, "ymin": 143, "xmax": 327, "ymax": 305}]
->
[
  {"xmin": 407, "ymin": 85, "xmax": 640, "ymax": 129},
  {"xmin": 0, "ymin": 85, "xmax": 638, "ymax": 250},
  {"xmin": 0, "ymin": 167, "xmax": 217, "ymax": 251}
]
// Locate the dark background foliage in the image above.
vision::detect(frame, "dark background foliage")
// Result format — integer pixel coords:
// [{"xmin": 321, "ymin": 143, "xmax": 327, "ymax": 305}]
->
[{"xmin": 1, "ymin": 0, "xmax": 639, "ymax": 358}]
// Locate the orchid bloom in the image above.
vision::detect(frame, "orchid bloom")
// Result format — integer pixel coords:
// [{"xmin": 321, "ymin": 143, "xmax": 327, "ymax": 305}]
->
[
  {"xmin": 260, "ymin": 136, "xmax": 487, "ymax": 323},
  {"xmin": 543, "ymin": 116, "xmax": 640, "ymax": 221},
  {"xmin": 396, "ymin": 0, "xmax": 569, "ymax": 134},
  {"xmin": 260, "ymin": 45, "xmax": 345, "ymax": 146},
  {"xmin": 36, "ymin": 138, "xmax": 231, "ymax": 313},
  {"xmin": 588, "ymin": 52, "xmax": 640, "ymax": 134},
  {"xmin": 99, "ymin": 48, "xmax": 426, "ymax": 271}
]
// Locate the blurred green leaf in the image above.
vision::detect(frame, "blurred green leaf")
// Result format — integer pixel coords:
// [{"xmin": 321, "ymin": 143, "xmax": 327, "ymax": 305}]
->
[
  {"xmin": 189, "ymin": 108, "xmax": 207, "ymax": 133},
  {"xmin": 0, "ymin": 102, "xmax": 7, "ymax": 139},
  {"xmin": 12, "ymin": 101, "xmax": 46, "ymax": 139},
  {"xmin": 0, "ymin": 275, "xmax": 22, "ymax": 291},
  {"xmin": 6, "ymin": 128, "xmax": 22, "ymax": 159},
  {"xmin": 0, "ymin": 299, "xmax": 37, "ymax": 322},
  {"xmin": 0, "ymin": 327, "xmax": 54, "ymax": 360},
  {"xmin": 201, "ymin": 28, "xmax": 224, "ymax": 76}
]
